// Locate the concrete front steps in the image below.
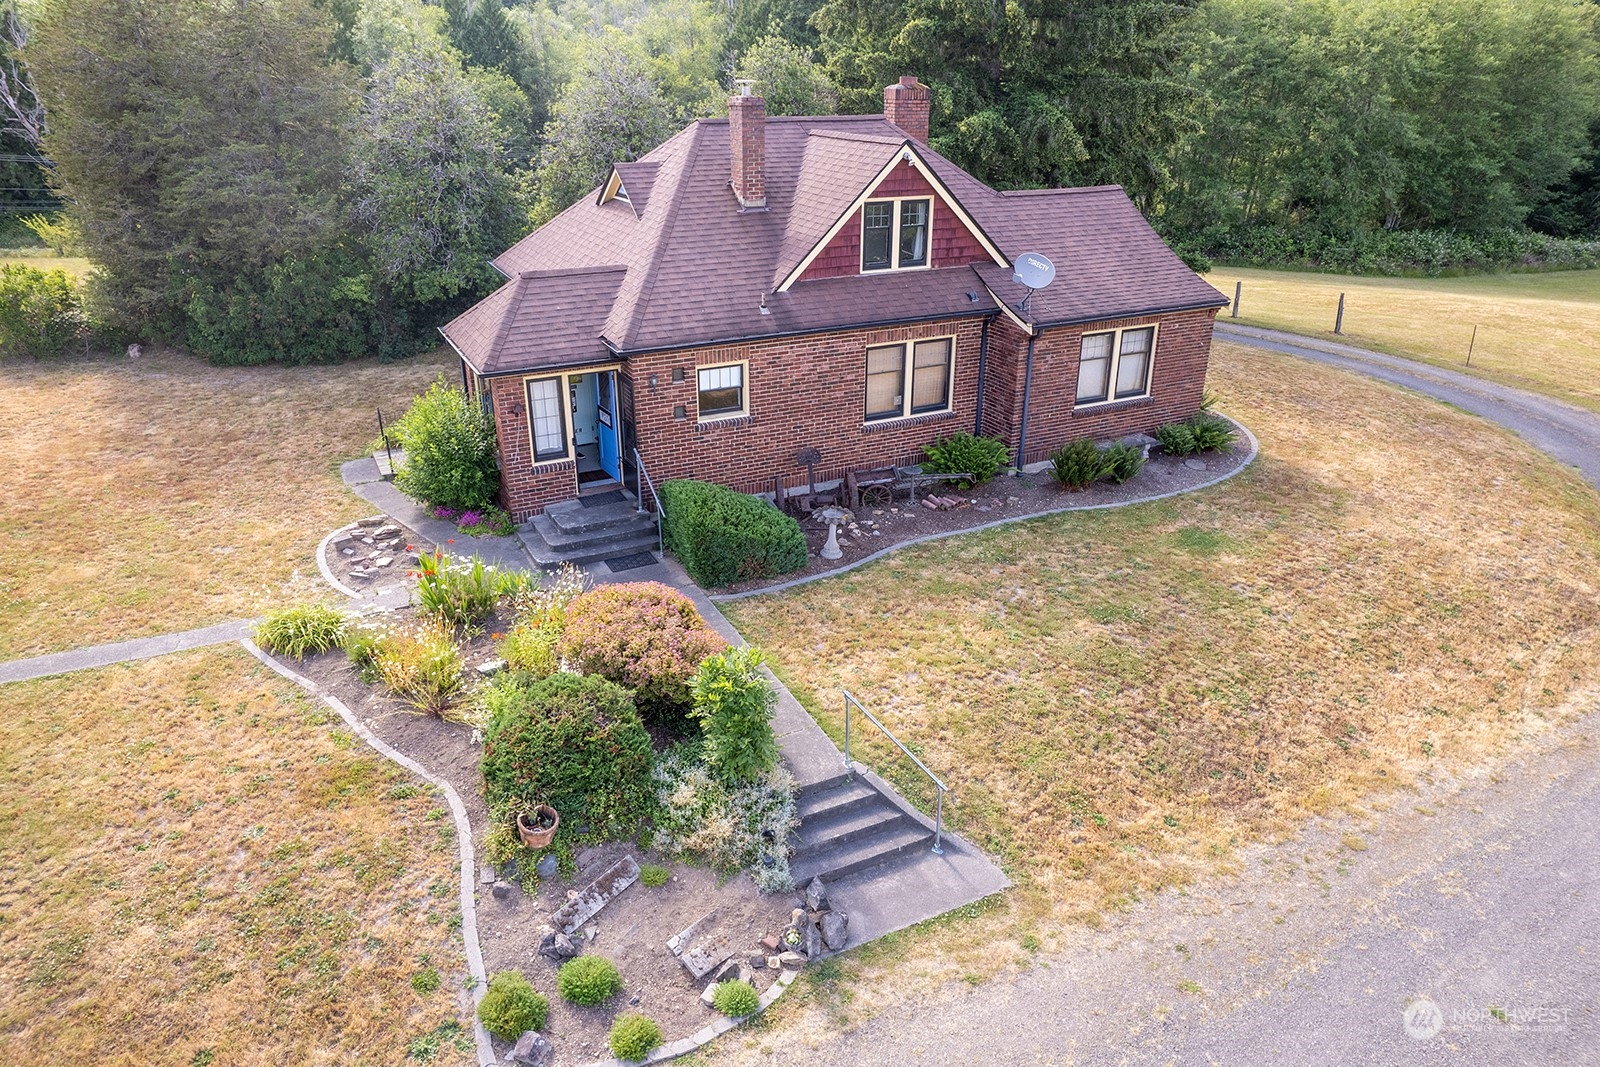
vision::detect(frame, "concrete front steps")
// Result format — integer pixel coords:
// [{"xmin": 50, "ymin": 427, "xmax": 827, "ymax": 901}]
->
[
  {"xmin": 520, "ymin": 496, "xmax": 660, "ymax": 567},
  {"xmin": 790, "ymin": 774, "xmax": 935, "ymax": 885}
]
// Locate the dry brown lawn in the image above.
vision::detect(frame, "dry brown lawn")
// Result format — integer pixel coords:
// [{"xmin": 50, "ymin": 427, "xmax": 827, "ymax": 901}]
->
[
  {"xmin": 726, "ymin": 340, "xmax": 1600, "ymax": 989},
  {"xmin": 0, "ymin": 646, "xmax": 474, "ymax": 1067},
  {"xmin": 0, "ymin": 346, "xmax": 453, "ymax": 659}
]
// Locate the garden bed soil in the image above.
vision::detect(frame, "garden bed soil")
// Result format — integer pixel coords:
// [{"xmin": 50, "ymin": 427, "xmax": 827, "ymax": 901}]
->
[
  {"xmin": 717, "ymin": 439, "xmax": 1252, "ymax": 596},
  {"xmin": 286, "ymin": 627, "xmax": 795, "ymax": 1066}
]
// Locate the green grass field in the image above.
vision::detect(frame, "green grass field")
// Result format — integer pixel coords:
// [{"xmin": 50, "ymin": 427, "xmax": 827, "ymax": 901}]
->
[{"xmin": 1204, "ymin": 267, "xmax": 1600, "ymax": 411}]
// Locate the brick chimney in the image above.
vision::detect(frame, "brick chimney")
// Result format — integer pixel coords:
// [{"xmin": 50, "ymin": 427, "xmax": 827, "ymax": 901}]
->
[
  {"xmin": 729, "ymin": 80, "xmax": 766, "ymax": 210},
  {"xmin": 883, "ymin": 76, "xmax": 931, "ymax": 143}
]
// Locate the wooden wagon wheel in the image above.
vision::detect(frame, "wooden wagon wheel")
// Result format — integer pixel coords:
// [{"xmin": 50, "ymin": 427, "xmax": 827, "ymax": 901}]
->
[{"xmin": 859, "ymin": 484, "xmax": 892, "ymax": 508}]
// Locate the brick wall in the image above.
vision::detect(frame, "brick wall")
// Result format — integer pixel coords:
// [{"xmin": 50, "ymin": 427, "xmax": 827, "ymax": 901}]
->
[
  {"xmin": 799, "ymin": 161, "xmax": 990, "ymax": 282},
  {"xmin": 630, "ymin": 316, "xmax": 991, "ymax": 497},
  {"xmin": 486, "ymin": 375, "xmax": 578, "ymax": 520},
  {"xmin": 1012, "ymin": 307, "xmax": 1219, "ymax": 465}
]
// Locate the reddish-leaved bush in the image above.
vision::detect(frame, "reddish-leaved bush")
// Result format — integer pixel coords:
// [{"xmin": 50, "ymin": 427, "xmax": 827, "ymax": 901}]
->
[{"xmin": 558, "ymin": 582, "xmax": 725, "ymax": 717}]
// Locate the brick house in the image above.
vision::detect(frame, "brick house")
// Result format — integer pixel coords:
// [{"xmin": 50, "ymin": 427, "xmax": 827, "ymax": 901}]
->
[{"xmin": 442, "ymin": 77, "xmax": 1228, "ymax": 522}]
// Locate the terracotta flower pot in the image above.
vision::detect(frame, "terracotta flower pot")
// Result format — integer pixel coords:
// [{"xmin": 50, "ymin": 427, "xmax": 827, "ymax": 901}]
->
[{"xmin": 517, "ymin": 805, "xmax": 560, "ymax": 849}]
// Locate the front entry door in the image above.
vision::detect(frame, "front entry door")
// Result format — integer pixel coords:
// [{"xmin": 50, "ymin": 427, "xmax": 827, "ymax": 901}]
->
[{"xmin": 596, "ymin": 370, "xmax": 622, "ymax": 481}]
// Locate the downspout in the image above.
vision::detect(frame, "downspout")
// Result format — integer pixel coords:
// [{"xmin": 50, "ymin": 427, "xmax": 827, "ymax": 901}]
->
[
  {"xmin": 973, "ymin": 316, "xmax": 991, "ymax": 436},
  {"xmin": 1015, "ymin": 330, "xmax": 1037, "ymax": 475}
]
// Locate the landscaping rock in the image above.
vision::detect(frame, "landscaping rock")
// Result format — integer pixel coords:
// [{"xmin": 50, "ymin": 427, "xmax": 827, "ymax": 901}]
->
[
  {"xmin": 700, "ymin": 982, "xmax": 720, "ymax": 1007},
  {"xmin": 479, "ymin": 865, "xmax": 496, "ymax": 885},
  {"xmin": 759, "ymin": 934, "xmax": 780, "ymax": 952},
  {"xmin": 509, "ymin": 1031, "xmax": 554, "ymax": 1067},
  {"xmin": 535, "ymin": 854, "xmax": 559, "ymax": 880},
  {"xmin": 767, "ymin": 955, "xmax": 782, "ymax": 970},
  {"xmin": 347, "ymin": 569, "xmax": 372, "ymax": 582},
  {"xmin": 551, "ymin": 855, "xmax": 639, "ymax": 936},
  {"xmin": 476, "ymin": 659, "xmax": 506, "ymax": 677},
  {"xmin": 356, "ymin": 516, "xmax": 385, "ymax": 528},
  {"xmin": 1184, "ymin": 458, "xmax": 1208, "ymax": 471},
  {"xmin": 803, "ymin": 919, "xmax": 824, "ymax": 959},
  {"xmin": 804, "ymin": 878, "xmax": 829, "ymax": 913},
  {"xmin": 751, "ymin": 953, "xmax": 767, "ymax": 969},
  {"xmin": 538, "ymin": 931, "xmax": 579, "ymax": 959},
  {"xmin": 777, "ymin": 951, "xmax": 806, "ymax": 969},
  {"xmin": 340, "ymin": 547, "xmax": 355, "ymax": 556},
  {"xmin": 821, "ymin": 910, "xmax": 849, "ymax": 951},
  {"xmin": 372, "ymin": 524, "xmax": 401, "ymax": 539},
  {"xmin": 491, "ymin": 881, "xmax": 512, "ymax": 900},
  {"xmin": 672, "ymin": 910, "xmax": 739, "ymax": 980},
  {"xmin": 374, "ymin": 556, "xmax": 393, "ymax": 568}
]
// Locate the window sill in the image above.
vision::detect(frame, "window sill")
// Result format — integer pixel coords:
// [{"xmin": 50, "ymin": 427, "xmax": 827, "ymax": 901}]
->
[
  {"xmin": 863, "ymin": 408, "xmax": 956, "ymax": 431},
  {"xmin": 530, "ymin": 457, "xmax": 576, "ymax": 471},
  {"xmin": 695, "ymin": 413, "xmax": 753, "ymax": 430},
  {"xmin": 1072, "ymin": 394, "xmax": 1152, "ymax": 413}
]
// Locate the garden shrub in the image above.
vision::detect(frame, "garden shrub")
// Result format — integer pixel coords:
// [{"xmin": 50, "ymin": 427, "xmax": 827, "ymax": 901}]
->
[
  {"xmin": 254, "ymin": 604, "xmax": 347, "ymax": 658},
  {"xmin": 608, "ymin": 1012, "xmax": 663, "ymax": 1060},
  {"xmin": 639, "ymin": 863, "xmax": 670, "ymax": 888},
  {"xmin": 712, "ymin": 979, "xmax": 761, "ymax": 1017},
  {"xmin": 559, "ymin": 582, "xmax": 725, "ymax": 718},
  {"xmin": 690, "ymin": 646, "xmax": 779, "ymax": 783},
  {"xmin": 394, "ymin": 376, "xmax": 500, "ymax": 510},
  {"xmin": 512, "ymin": 562, "xmax": 588, "ymax": 630},
  {"xmin": 183, "ymin": 248, "xmax": 379, "ymax": 366},
  {"xmin": 370, "ymin": 616, "xmax": 467, "ymax": 717},
  {"xmin": 1154, "ymin": 422, "xmax": 1198, "ymax": 456},
  {"xmin": 499, "ymin": 622, "xmax": 560, "ymax": 677},
  {"xmin": 414, "ymin": 549, "xmax": 529, "ymax": 626},
  {"xmin": 0, "ymin": 263, "xmax": 91, "ymax": 359},
  {"xmin": 1187, "ymin": 413, "xmax": 1238, "ymax": 452},
  {"xmin": 340, "ymin": 619, "xmax": 386, "ymax": 680},
  {"xmin": 1100, "ymin": 442, "xmax": 1147, "ymax": 485},
  {"xmin": 1049, "ymin": 438, "xmax": 1107, "ymax": 490},
  {"xmin": 557, "ymin": 955, "xmax": 621, "ymax": 1006},
  {"xmin": 480, "ymin": 672, "xmax": 655, "ymax": 838},
  {"xmin": 650, "ymin": 745, "xmax": 798, "ymax": 893},
  {"xmin": 658, "ymin": 479, "xmax": 806, "ymax": 588},
  {"xmin": 920, "ymin": 431, "xmax": 1011, "ymax": 484},
  {"xmin": 476, "ymin": 970, "xmax": 548, "ymax": 1039}
]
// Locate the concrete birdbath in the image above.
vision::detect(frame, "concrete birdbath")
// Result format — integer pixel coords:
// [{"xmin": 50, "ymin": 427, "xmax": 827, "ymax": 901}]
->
[{"xmin": 816, "ymin": 506, "xmax": 854, "ymax": 560}]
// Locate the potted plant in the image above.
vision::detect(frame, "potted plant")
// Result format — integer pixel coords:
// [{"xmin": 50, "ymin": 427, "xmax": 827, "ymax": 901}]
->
[{"xmin": 516, "ymin": 804, "xmax": 560, "ymax": 848}]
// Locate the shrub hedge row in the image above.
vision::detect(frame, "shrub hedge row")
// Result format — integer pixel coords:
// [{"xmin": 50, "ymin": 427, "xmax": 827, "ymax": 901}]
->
[{"xmin": 659, "ymin": 479, "xmax": 807, "ymax": 589}]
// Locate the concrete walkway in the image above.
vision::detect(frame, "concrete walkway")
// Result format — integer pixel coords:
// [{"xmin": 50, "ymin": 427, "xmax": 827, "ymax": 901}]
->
[
  {"xmin": 0, "ymin": 619, "xmax": 257, "ymax": 685},
  {"xmin": 1217, "ymin": 322, "xmax": 1600, "ymax": 491}
]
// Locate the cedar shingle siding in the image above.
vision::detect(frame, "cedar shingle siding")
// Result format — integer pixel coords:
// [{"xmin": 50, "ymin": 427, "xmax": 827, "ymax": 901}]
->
[{"xmin": 439, "ymin": 79, "xmax": 1227, "ymax": 520}]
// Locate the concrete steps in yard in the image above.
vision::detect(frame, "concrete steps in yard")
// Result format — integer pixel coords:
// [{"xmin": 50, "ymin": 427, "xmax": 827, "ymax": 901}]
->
[
  {"xmin": 519, "ymin": 497, "xmax": 660, "ymax": 566},
  {"xmin": 789, "ymin": 773, "xmax": 936, "ymax": 886}
]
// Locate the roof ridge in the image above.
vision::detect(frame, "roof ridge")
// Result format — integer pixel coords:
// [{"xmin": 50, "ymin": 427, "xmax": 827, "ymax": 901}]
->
[
  {"xmin": 488, "ymin": 275, "xmax": 531, "ymax": 359},
  {"xmin": 617, "ymin": 121, "xmax": 708, "ymax": 350},
  {"xmin": 518, "ymin": 265, "xmax": 627, "ymax": 280},
  {"xmin": 809, "ymin": 129, "xmax": 905, "ymax": 145},
  {"xmin": 998, "ymin": 184, "xmax": 1125, "ymax": 197}
]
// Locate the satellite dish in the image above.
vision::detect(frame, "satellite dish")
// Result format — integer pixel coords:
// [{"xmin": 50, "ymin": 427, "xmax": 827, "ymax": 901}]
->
[{"xmin": 1012, "ymin": 252, "xmax": 1056, "ymax": 290}]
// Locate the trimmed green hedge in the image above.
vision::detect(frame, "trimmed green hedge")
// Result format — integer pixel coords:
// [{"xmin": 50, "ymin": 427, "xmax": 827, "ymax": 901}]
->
[{"xmin": 659, "ymin": 479, "xmax": 806, "ymax": 589}]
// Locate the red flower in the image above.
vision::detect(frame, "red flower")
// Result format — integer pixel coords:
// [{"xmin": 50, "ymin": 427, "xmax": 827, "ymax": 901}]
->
[{"xmin": 447, "ymin": 539, "xmax": 456, "ymax": 544}]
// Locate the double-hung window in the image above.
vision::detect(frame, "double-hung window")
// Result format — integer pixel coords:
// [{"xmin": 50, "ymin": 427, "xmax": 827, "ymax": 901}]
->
[
  {"xmin": 526, "ymin": 376, "xmax": 568, "ymax": 461},
  {"xmin": 1076, "ymin": 326, "xmax": 1156, "ymax": 405},
  {"xmin": 861, "ymin": 198, "xmax": 932, "ymax": 273},
  {"xmin": 865, "ymin": 337, "xmax": 953, "ymax": 421},
  {"xmin": 696, "ymin": 363, "xmax": 746, "ymax": 420}
]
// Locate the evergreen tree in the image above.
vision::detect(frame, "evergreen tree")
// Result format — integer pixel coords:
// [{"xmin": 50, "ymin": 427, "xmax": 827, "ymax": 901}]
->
[{"xmin": 731, "ymin": 35, "xmax": 836, "ymax": 116}]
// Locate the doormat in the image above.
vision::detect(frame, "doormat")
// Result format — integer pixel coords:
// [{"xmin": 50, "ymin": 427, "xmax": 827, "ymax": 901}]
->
[
  {"xmin": 577, "ymin": 469, "xmax": 612, "ymax": 485},
  {"xmin": 580, "ymin": 490, "xmax": 627, "ymax": 508},
  {"xmin": 603, "ymin": 551, "xmax": 658, "ymax": 572}
]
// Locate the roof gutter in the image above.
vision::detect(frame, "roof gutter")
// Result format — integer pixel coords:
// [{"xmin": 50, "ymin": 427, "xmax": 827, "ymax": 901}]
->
[
  {"xmin": 437, "ymin": 326, "xmax": 480, "ymax": 372},
  {"xmin": 1030, "ymin": 297, "xmax": 1228, "ymax": 331}
]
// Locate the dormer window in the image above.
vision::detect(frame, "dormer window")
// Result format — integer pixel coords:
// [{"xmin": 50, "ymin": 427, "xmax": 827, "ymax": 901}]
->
[
  {"xmin": 861, "ymin": 198, "xmax": 931, "ymax": 273},
  {"xmin": 613, "ymin": 183, "xmax": 630, "ymax": 203}
]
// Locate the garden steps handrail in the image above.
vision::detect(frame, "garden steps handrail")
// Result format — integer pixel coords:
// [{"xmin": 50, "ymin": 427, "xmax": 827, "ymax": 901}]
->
[
  {"xmin": 842, "ymin": 689, "xmax": 946, "ymax": 855},
  {"xmin": 634, "ymin": 448, "xmax": 664, "ymax": 555}
]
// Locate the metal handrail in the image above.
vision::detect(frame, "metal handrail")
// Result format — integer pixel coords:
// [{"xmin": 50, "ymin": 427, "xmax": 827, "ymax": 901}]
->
[
  {"xmin": 633, "ymin": 447, "xmax": 664, "ymax": 556},
  {"xmin": 842, "ymin": 689, "xmax": 947, "ymax": 855}
]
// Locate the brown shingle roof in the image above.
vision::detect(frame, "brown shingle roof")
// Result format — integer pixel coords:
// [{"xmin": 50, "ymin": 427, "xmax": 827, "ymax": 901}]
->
[
  {"xmin": 457, "ymin": 114, "xmax": 1223, "ymax": 374},
  {"xmin": 441, "ymin": 266, "xmax": 625, "ymax": 374}
]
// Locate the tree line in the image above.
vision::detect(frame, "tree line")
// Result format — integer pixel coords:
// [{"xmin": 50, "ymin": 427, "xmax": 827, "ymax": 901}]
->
[{"xmin": 3, "ymin": 0, "xmax": 1597, "ymax": 364}]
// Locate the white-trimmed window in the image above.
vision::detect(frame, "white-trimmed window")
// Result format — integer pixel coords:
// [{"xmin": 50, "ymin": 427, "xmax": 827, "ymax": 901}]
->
[
  {"xmin": 696, "ymin": 363, "xmax": 746, "ymax": 420},
  {"xmin": 861, "ymin": 198, "xmax": 931, "ymax": 273},
  {"xmin": 865, "ymin": 337, "xmax": 953, "ymax": 421},
  {"xmin": 1076, "ymin": 326, "xmax": 1156, "ymax": 405},
  {"xmin": 526, "ymin": 376, "xmax": 568, "ymax": 461}
]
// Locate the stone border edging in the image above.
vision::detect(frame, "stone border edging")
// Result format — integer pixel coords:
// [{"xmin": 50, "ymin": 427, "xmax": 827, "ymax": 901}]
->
[
  {"xmin": 238, "ymin": 638, "xmax": 499, "ymax": 1067},
  {"xmin": 576, "ymin": 967, "xmax": 800, "ymax": 1067},
  {"xmin": 316, "ymin": 520, "xmax": 369, "ymax": 600},
  {"xmin": 712, "ymin": 413, "xmax": 1261, "ymax": 602}
]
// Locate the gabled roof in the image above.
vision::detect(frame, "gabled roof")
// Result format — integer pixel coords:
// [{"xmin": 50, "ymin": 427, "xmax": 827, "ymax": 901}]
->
[
  {"xmin": 441, "ymin": 266, "xmax": 625, "ymax": 374},
  {"xmin": 602, "ymin": 161, "xmax": 660, "ymax": 216},
  {"xmin": 452, "ymin": 113, "xmax": 1225, "ymax": 374}
]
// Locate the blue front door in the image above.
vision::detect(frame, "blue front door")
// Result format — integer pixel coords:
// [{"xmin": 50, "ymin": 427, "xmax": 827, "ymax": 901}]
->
[{"xmin": 596, "ymin": 371, "xmax": 621, "ymax": 480}]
